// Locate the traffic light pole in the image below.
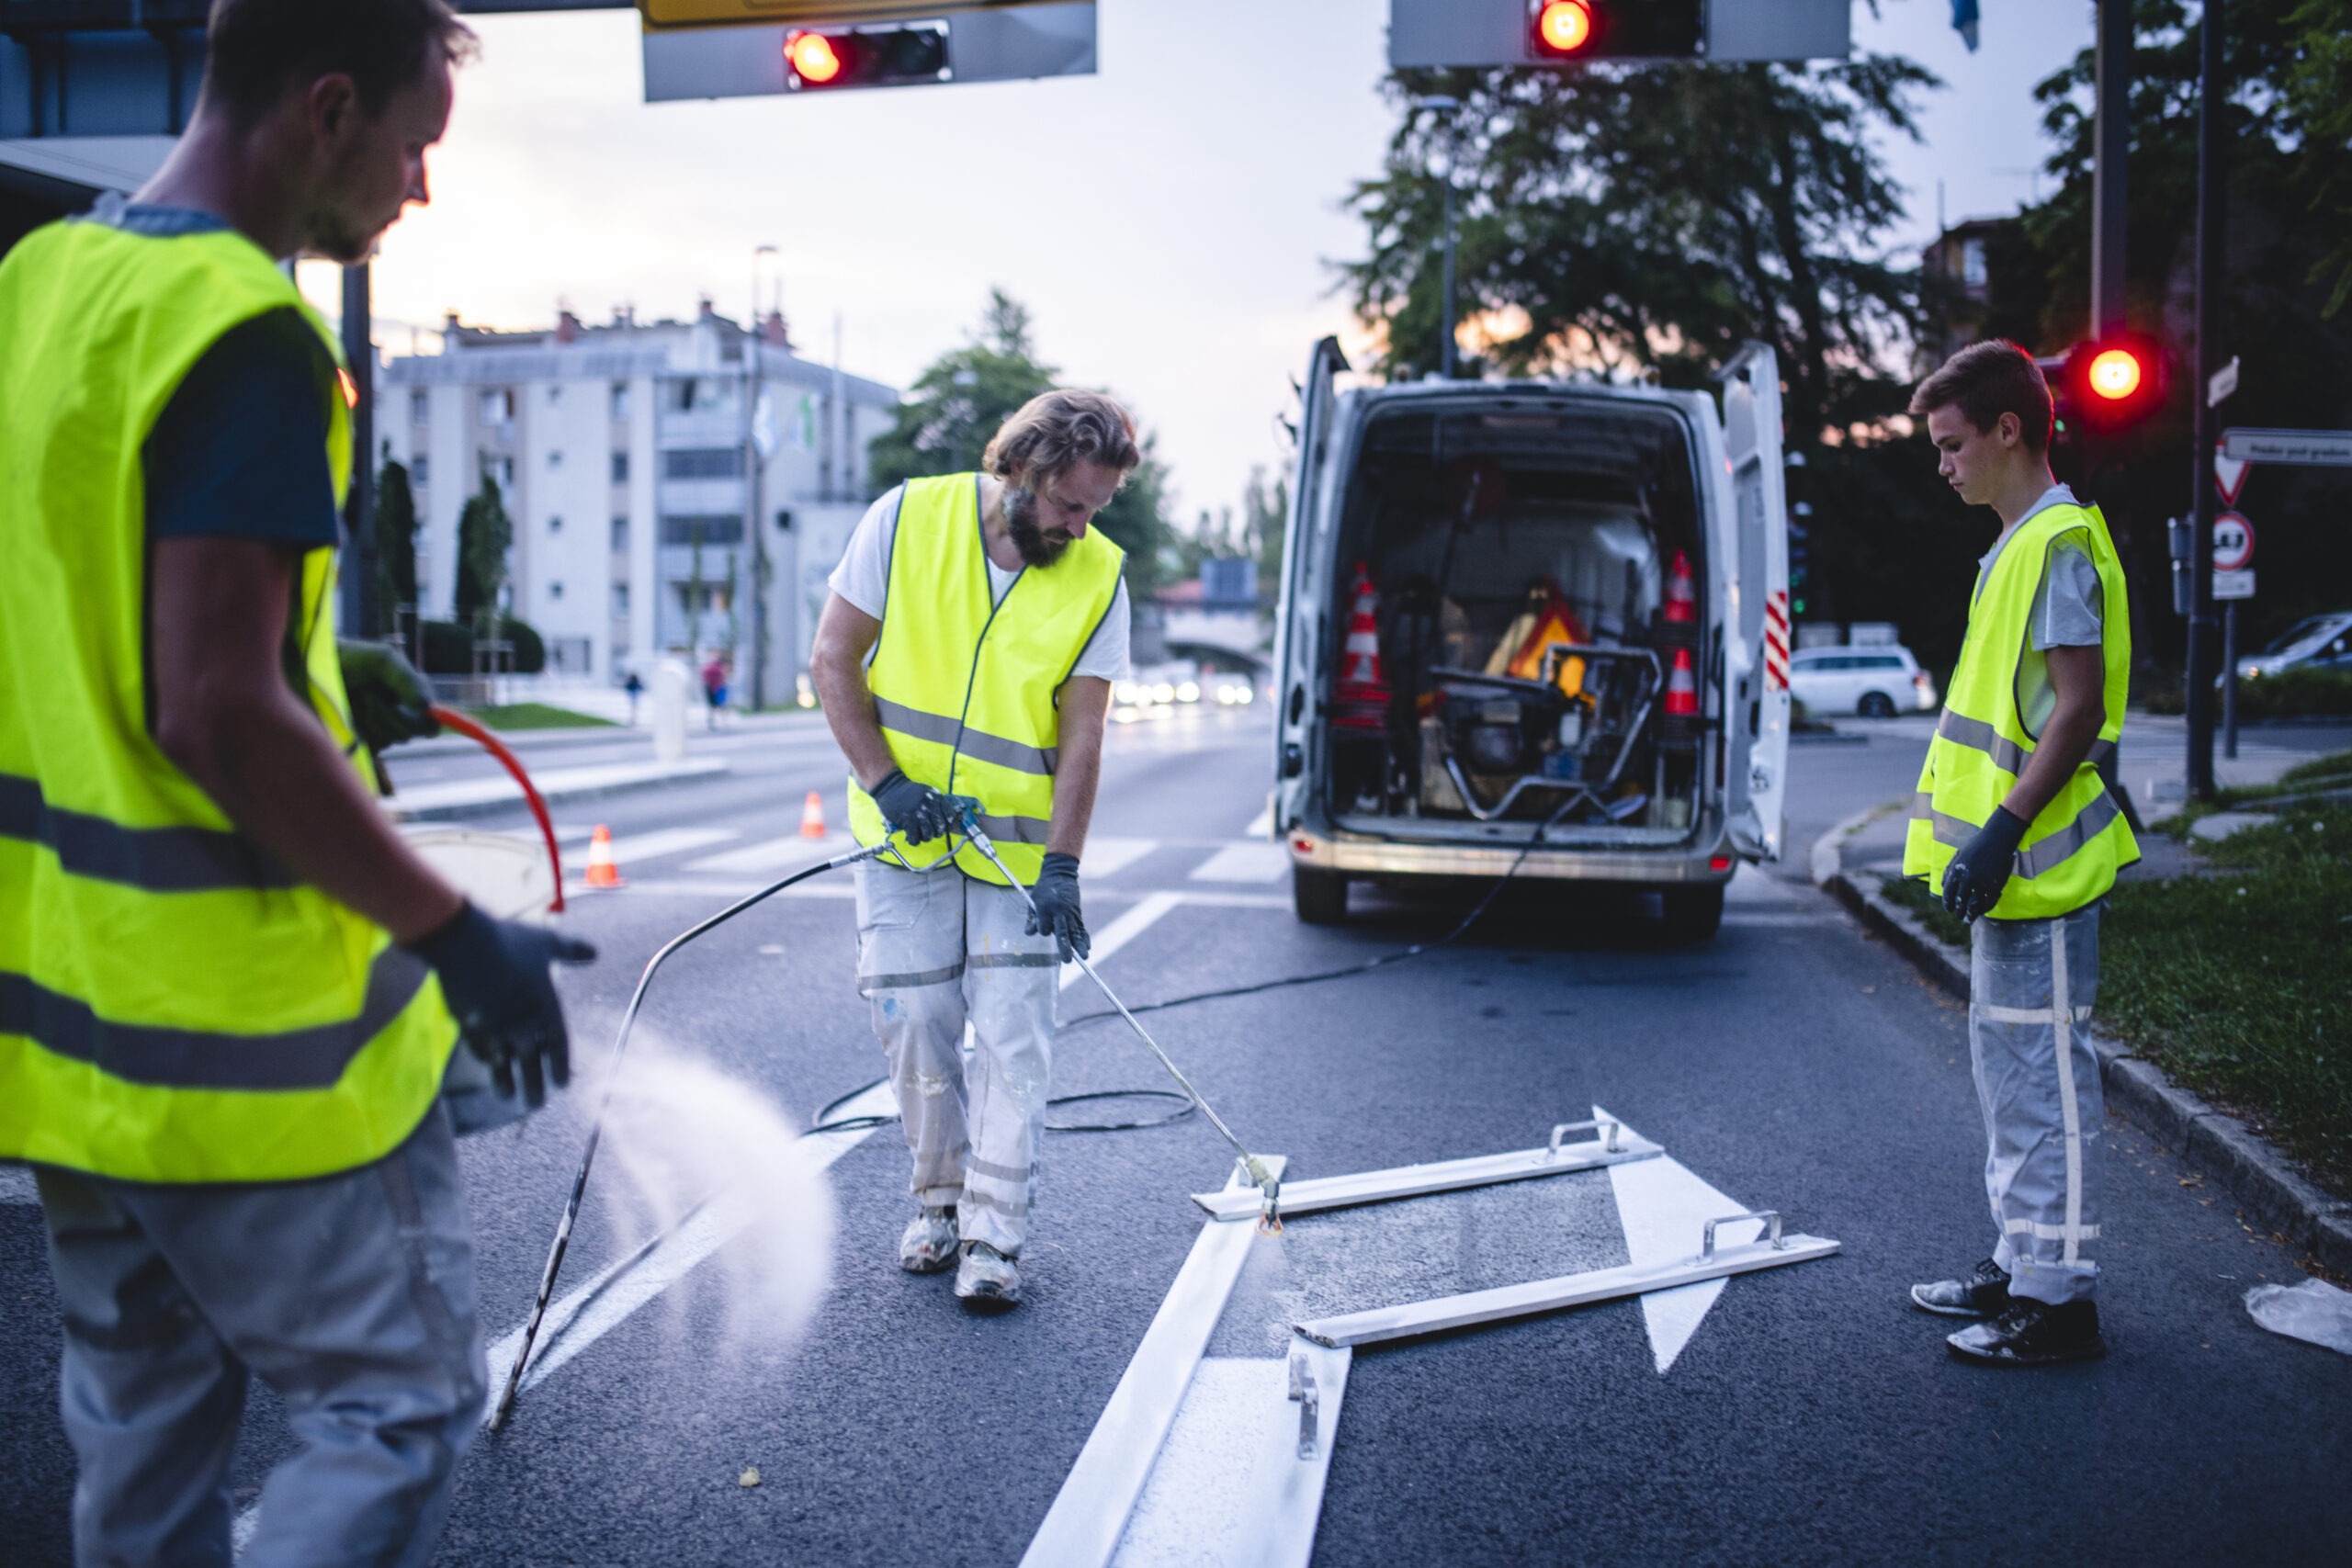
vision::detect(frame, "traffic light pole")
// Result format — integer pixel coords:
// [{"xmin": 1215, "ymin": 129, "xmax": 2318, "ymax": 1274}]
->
[{"xmin": 2185, "ymin": 0, "xmax": 2225, "ymax": 798}]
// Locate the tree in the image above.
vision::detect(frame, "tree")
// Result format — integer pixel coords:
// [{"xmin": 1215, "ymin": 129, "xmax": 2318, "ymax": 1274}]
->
[
  {"xmin": 866, "ymin": 288, "xmax": 1175, "ymax": 594},
  {"xmin": 453, "ymin": 471, "xmax": 513, "ymax": 632},
  {"xmin": 1242, "ymin": 465, "xmax": 1288, "ymax": 595},
  {"xmin": 371, "ymin": 446, "xmax": 420, "ymax": 637},
  {"xmin": 1341, "ymin": 52, "xmax": 1994, "ymax": 671}
]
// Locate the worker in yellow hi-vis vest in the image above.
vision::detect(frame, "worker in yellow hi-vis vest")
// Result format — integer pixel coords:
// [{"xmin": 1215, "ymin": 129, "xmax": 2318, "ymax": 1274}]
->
[
  {"xmin": 0, "ymin": 4, "xmax": 594, "ymax": 1562},
  {"xmin": 1903, "ymin": 341, "xmax": 2139, "ymax": 1369},
  {"xmin": 810, "ymin": 391, "xmax": 1137, "ymax": 1311}
]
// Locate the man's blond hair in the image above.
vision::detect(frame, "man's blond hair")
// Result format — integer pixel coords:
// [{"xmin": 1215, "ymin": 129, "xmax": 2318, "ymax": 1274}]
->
[{"xmin": 983, "ymin": 390, "xmax": 1141, "ymax": 491}]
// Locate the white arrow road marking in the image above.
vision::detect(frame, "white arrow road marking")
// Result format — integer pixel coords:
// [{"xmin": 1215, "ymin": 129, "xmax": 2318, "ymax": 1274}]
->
[{"xmin": 1595, "ymin": 1104, "xmax": 1749, "ymax": 1373}]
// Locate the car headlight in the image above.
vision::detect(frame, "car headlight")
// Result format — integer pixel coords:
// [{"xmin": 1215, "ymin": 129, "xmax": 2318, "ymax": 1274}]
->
[
  {"xmin": 1177, "ymin": 682, "xmax": 1201, "ymax": 703},
  {"xmin": 1153, "ymin": 682, "xmax": 1176, "ymax": 704}
]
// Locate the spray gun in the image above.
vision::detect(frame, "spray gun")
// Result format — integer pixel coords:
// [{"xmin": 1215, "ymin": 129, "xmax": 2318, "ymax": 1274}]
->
[{"xmin": 949, "ymin": 803, "xmax": 1283, "ymax": 1233}]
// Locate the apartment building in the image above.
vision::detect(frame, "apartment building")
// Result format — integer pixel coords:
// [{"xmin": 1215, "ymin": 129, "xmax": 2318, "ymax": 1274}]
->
[{"xmin": 379, "ymin": 300, "xmax": 899, "ymax": 702}]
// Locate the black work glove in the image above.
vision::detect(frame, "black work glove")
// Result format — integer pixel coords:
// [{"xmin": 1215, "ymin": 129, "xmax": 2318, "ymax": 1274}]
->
[
  {"xmin": 870, "ymin": 768, "xmax": 959, "ymax": 842},
  {"xmin": 407, "ymin": 903, "xmax": 596, "ymax": 1108},
  {"xmin": 1941, "ymin": 805, "xmax": 2031, "ymax": 924},
  {"xmin": 1025, "ymin": 852, "xmax": 1089, "ymax": 963},
  {"xmin": 339, "ymin": 639, "xmax": 440, "ymax": 754}
]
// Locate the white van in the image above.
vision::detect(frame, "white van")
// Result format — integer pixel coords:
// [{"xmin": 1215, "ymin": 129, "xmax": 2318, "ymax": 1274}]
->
[{"xmin": 1268, "ymin": 341, "xmax": 1792, "ymax": 942}]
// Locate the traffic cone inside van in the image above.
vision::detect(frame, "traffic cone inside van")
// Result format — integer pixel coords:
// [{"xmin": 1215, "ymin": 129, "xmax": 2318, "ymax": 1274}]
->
[
  {"xmin": 1661, "ymin": 647, "xmax": 1700, "ymax": 750},
  {"xmin": 583, "ymin": 824, "xmax": 625, "ymax": 888},
  {"xmin": 1333, "ymin": 561, "xmax": 1391, "ymax": 732},
  {"xmin": 799, "ymin": 790, "xmax": 828, "ymax": 839},
  {"xmin": 1663, "ymin": 549, "xmax": 1698, "ymax": 627}
]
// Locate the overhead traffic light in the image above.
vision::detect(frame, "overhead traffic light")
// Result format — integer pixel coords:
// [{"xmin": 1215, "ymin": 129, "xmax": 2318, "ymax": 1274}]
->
[
  {"xmin": 1530, "ymin": 0, "xmax": 1702, "ymax": 61},
  {"xmin": 2058, "ymin": 333, "xmax": 2170, "ymax": 434},
  {"xmin": 783, "ymin": 24, "xmax": 948, "ymax": 91}
]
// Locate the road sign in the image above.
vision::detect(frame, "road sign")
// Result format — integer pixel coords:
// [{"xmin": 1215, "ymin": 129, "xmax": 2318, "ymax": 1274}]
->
[
  {"xmin": 2207, "ymin": 355, "xmax": 2240, "ymax": 408},
  {"xmin": 2221, "ymin": 427, "xmax": 2352, "ymax": 467},
  {"xmin": 2213, "ymin": 569, "xmax": 2256, "ymax": 602},
  {"xmin": 2211, "ymin": 512, "xmax": 2254, "ymax": 571},
  {"xmin": 2213, "ymin": 445, "xmax": 2251, "ymax": 506}
]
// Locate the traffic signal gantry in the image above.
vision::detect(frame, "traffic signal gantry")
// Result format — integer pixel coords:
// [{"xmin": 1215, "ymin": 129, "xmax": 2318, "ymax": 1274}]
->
[
  {"xmin": 1391, "ymin": 0, "xmax": 1853, "ymax": 69},
  {"xmin": 639, "ymin": 0, "xmax": 1098, "ymax": 102}
]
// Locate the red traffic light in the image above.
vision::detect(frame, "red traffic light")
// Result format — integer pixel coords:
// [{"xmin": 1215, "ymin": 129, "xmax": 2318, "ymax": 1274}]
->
[
  {"xmin": 786, "ymin": 30, "xmax": 845, "ymax": 85},
  {"xmin": 2059, "ymin": 333, "xmax": 2170, "ymax": 433},
  {"xmin": 1534, "ymin": 1, "xmax": 1595, "ymax": 54},
  {"xmin": 2086, "ymin": 347, "xmax": 2143, "ymax": 401}
]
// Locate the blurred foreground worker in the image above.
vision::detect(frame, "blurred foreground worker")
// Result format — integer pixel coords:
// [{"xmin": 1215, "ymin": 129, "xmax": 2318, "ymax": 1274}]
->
[
  {"xmin": 810, "ymin": 392, "xmax": 1137, "ymax": 1309},
  {"xmin": 0, "ymin": 3, "xmax": 594, "ymax": 1562},
  {"xmin": 1903, "ymin": 342, "xmax": 2137, "ymax": 1366}
]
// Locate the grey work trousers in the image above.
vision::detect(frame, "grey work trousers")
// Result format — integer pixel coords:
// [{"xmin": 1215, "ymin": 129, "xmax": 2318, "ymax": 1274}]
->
[
  {"xmin": 35, "ymin": 1103, "xmax": 485, "ymax": 1568},
  {"xmin": 854, "ymin": 857, "xmax": 1059, "ymax": 1256},
  {"xmin": 1970, "ymin": 902, "xmax": 2104, "ymax": 1304}
]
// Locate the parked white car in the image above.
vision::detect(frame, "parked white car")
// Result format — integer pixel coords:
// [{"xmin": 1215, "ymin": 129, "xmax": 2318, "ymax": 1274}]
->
[{"xmin": 1789, "ymin": 645, "xmax": 1938, "ymax": 718}]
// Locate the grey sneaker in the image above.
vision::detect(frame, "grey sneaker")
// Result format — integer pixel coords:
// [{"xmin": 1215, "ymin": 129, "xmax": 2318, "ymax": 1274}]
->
[
  {"xmin": 1911, "ymin": 1258, "xmax": 2011, "ymax": 1318},
  {"xmin": 899, "ymin": 1206, "xmax": 959, "ymax": 1274},
  {"xmin": 954, "ymin": 1240, "xmax": 1020, "ymax": 1309}
]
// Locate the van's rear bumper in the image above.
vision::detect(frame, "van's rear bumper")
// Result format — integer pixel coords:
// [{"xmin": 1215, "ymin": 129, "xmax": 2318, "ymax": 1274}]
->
[{"xmin": 1285, "ymin": 823, "xmax": 1736, "ymax": 885}]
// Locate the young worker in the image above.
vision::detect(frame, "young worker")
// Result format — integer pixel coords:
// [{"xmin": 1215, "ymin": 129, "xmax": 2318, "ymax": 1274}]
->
[
  {"xmin": 0, "ymin": 2, "xmax": 594, "ymax": 1559},
  {"xmin": 809, "ymin": 392, "xmax": 1136, "ymax": 1310},
  {"xmin": 1904, "ymin": 341, "xmax": 2138, "ymax": 1366}
]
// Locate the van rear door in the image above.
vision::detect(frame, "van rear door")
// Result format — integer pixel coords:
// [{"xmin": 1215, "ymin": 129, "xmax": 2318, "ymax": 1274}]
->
[
  {"xmin": 1271, "ymin": 337, "xmax": 1347, "ymax": 834},
  {"xmin": 1714, "ymin": 342, "xmax": 1792, "ymax": 862}
]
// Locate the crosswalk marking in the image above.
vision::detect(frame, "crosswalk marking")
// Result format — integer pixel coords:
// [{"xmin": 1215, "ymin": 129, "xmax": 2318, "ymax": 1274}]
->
[
  {"xmin": 1082, "ymin": 837, "xmax": 1161, "ymax": 878},
  {"xmin": 684, "ymin": 832, "xmax": 853, "ymax": 874},
  {"xmin": 1188, "ymin": 842, "xmax": 1290, "ymax": 884},
  {"xmin": 593, "ymin": 827, "xmax": 739, "ymax": 869}
]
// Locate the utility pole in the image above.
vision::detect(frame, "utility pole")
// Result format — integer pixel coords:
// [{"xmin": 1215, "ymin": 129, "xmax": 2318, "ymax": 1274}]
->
[
  {"xmin": 340, "ymin": 262, "xmax": 378, "ymax": 637},
  {"xmin": 746, "ymin": 243, "xmax": 777, "ymax": 712},
  {"xmin": 2185, "ymin": 0, "xmax": 2226, "ymax": 798}
]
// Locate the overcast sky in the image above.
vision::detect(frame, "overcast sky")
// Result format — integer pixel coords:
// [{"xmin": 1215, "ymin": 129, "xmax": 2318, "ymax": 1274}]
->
[{"xmin": 311, "ymin": 1, "xmax": 2094, "ymax": 532}]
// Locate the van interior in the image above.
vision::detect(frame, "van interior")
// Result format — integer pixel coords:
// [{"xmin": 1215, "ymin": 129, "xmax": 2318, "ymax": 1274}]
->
[{"xmin": 1321, "ymin": 396, "xmax": 1709, "ymax": 846}]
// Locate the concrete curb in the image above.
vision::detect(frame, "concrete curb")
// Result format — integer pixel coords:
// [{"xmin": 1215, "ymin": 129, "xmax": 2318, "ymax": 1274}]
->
[{"xmin": 1814, "ymin": 805, "xmax": 2352, "ymax": 1277}]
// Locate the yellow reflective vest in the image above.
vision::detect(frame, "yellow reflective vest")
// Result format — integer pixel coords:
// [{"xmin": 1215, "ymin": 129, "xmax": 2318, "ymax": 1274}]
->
[
  {"xmin": 0, "ymin": 218, "xmax": 459, "ymax": 1182},
  {"xmin": 1903, "ymin": 498, "xmax": 2139, "ymax": 919},
  {"xmin": 846, "ymin": 474, "xmax": 1125, "ymax": 886}
]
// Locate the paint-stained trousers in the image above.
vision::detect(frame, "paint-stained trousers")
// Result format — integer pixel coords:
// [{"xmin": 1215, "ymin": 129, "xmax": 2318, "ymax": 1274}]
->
[
  {"xmin": 34, "ymin": 1103, "xmax": 485, "ymax": 1568},
  {"xmin": 1970, "ymin": 902, "xmax": 2104, "ymax": 1304},
  {"xmin": 856, "ymin": 857, "xmax": 1059, "ymax": 1256}
]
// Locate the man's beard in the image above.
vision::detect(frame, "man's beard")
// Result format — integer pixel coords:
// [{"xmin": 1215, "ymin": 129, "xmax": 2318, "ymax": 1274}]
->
[{"xmin": 1003, "ymin": 483, "xmax": 1073, "ymax": 569}]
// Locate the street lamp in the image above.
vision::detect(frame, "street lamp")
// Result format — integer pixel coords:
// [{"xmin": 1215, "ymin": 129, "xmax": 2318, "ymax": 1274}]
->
[{"xmin": 1412, "ymin": 94, "xmax": 1462, "ymax": 379}]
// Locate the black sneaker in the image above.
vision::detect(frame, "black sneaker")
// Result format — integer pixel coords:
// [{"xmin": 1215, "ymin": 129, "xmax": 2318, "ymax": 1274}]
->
[
  {"xmin": 1946, "ymin": 1300, "xmax": 2107, "ymax": 1366},
  {"xmin": 1910, "ymin": 1258, "xmax": 2011, "ymax": 1318}
]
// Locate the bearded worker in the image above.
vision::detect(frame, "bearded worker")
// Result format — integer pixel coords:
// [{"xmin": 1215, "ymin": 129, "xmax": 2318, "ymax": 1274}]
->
[{"xmin": 809, "ymin": 390, "xmax": 1136, "ymax": 1310}]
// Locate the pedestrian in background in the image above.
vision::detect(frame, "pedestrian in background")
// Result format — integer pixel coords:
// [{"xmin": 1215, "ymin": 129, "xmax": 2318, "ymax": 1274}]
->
[
  {"xmin": 1904, "ymin": 341, "xmax": 2139, "ymax": 1366},
  {"xmin": 0, "ymin": 2, "xmax": 593, "ymax": 1562},
  {"xmin": 809, "ymin": 391, "xmax": 1136, "ymax": 1309},
  {"xmin": 703, "ymin": 652, "xmax": 729, "ymax": 728},
  {"xmin": 625, "ymin": 668, "xmax": 645, "ymax": 725}
]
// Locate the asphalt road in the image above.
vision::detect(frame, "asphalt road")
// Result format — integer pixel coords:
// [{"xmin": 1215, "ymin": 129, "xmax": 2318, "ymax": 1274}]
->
[{"xmin": 4, "ymin": 705, "xmax": 2348, "ymax": 1564}]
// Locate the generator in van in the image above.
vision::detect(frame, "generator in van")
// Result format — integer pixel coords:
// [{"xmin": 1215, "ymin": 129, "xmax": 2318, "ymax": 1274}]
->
[{"xmin": 1268, "ymin": 340, "xmax": 1792, "ymax": 942}]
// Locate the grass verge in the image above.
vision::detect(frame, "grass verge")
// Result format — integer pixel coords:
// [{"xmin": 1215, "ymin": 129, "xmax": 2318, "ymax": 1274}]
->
[
  {"xmin": 1872, "ymin": 808, "xmax": 2352, "ymax": 1192},
  {"xmin": 2154, "ymin": 750, "xmax": 2352, "ymax": 837},
  {"xmin": 459, "ymin": 703, "xmax": 616, "ymax": 731}
]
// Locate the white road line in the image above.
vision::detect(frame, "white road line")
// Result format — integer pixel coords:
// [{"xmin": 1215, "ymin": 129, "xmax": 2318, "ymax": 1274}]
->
[
  {"xmin": 1082, "ymin": 837, "xmax": 1162, "ymax": 878},
  {"xmin": 595, "ymin": 826, "xmax": 741, "ymax": 869},
  {"xmin": 1065, "ymin": 891, "xmax": 1183, "ymax": 990},
  {"xmin": 684, "ymin": 833, "xmax": 854, "ymax": 874},
  {"xmin": 1187, "ymin": 843, "xmax": 1291, "ymax": 884},
  {"xmin": 1242, "ymin": 805, "xmax": 1272, "ymax": 839}
]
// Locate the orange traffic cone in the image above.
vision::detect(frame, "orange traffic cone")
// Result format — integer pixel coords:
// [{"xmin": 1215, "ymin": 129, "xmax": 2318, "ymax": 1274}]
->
[
  {"xmin": 583, "ymin": 824, "xmax": 625, "ymax": 888},
  {"xmin": 1332, "ymin": 561, "xmax": 1391, "ymax": 731},
  {"xmin": 1661, "ymin": 647, "xmax": 1700, "ymax": 750},
  {"xmin": 1663, "ymin": 549, "xmax": 1698, "ymax": 626},
  {"xmin": 799, "ymin": 790, "xmax": 828, "ymax": 839}
]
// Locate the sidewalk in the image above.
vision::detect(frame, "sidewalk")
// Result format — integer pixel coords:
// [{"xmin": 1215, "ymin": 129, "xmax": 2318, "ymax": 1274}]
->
[
  {"xmin": 1814, "ymin": 789, "xmax": 2352, "ymax": 1277},
  {"xmin": 383, "ymin": 756, "xmax": 729, "ymax": 821},
  {"xmin": 388, "ymin": 705, "xmax": 831, "ymax": 760}
]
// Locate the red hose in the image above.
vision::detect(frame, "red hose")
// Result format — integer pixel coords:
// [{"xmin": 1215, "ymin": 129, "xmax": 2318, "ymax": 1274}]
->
[{"xmin": 427, "ymin": 705, "xmax": 567, "ymax": 914}]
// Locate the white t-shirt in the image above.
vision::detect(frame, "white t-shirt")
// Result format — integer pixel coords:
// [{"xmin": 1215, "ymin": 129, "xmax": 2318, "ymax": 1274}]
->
[
  {"xmin": 1974, "ymin": 484, "xmax": 2105, "ymax": 735},
  {"xmin": 829, "ymin": 483, "xmax": 1131, "ymax": 682}
]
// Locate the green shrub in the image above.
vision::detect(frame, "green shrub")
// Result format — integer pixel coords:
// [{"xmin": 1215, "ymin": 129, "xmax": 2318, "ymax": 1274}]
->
[{"xmin": 416, "ymin": 616, "xmax": 546, "ymax": 675}]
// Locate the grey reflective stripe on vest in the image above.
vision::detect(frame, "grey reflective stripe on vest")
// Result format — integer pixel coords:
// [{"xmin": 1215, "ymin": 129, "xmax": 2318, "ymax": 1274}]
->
[
  {"xmin": 0, "ymin": 773, "xmax": 298, "ymax": 893},
  {"xmin": 872, "ymin": 696, "xmax": 1058, "ymax": 778},
  {"xmin": 0, "ymin": 947, "xmax": 430, "ymax": 1090},
  {"xmin": 974, "ymin": 809, "xmax": 1052, "ymax": 846},
  {"xmin": 1935, "ymin": 711, "xmax": 2117, "ymax": 778},
  {"xmin": 1914, "ymin": 787, "xmax": 2121, "ymax": 880}
]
